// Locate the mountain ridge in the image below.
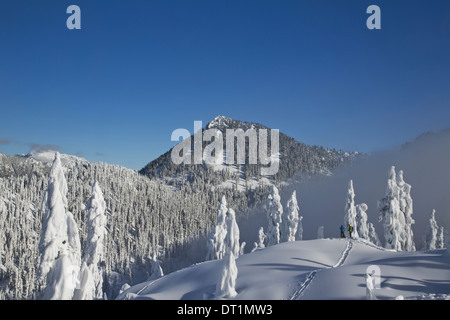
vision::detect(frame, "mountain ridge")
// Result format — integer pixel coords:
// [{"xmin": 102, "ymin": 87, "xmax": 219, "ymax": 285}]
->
[{"xmin": 139, "ymin": 115, "xmax": 362, "ymax": 187}]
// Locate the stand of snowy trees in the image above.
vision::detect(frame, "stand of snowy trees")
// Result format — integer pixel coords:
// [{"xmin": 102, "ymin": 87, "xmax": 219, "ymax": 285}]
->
[
  {"xmin": 377, "ymin": 166, "xmax": 445, "ymax": 251},
  {"xmin": 0, "ymin": 152, "xmax": 269, "ymax": 299},
  {"xmin": 338, "ymin": 170, "xmax": 416, "ymax": 251},
  {"xmin": 377, "ymin": 166, "xmax": 415, "ymax": 251},
  {"xmin": 244, "ymin": 186, "xmax": 303, "ymax": 250},
  {"xmin": 342, "ymin": 166, "xmax": 445, "ymax": 252},
  {"xmin": 423, "ymin": 209, "xmax": 445, "ymax": 251},
  {"xmin": 249, "ymin": 165, "xmax": 445, "ymax": 257},
  {"xmin": 254, "ymin": 182, "xmax": 380, "ymax": 248},
  {"xmin": 343, "ymin": 180, "xmax": 381, "ymax": 245}
]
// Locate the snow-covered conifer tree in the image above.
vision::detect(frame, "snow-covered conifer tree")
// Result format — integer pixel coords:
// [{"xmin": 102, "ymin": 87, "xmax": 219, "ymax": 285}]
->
[
  {"xmin": 423, "ymin": 209, "xmax": 439, "ymax": 250},
  {"xmin": 74, "ymin": 262, "xmax": 94, "ymax": 300},
  {"xmin": 265, "ymin": 186, "xmax": 283, "ymax": 246},
  {"xmin": 148, "ymin": 252, "xmax": 164, "ymax": 280},
  {"xmin": 317, "ymin": 226, "xmax": 324, "ymax": 239},
  {"xmin": 397, "ymin": 170, "xmax": 415, "ymax": 251},
  {"xmin": 356, "ymin": 203, "xmax": 369, "ymax": 241},
  {"xmin": 257, "ymin": 227, "xmax": 266, "ymax": 249},
  {"xmin": 224, "ymin": 208, "xmax": 240, "ymax": 258},
  {"xmin": 368, "ymin": 222, "xmax": 382, "ymax": 246},
  {"xmin": 344, "ymin": 180, "xmax": 359, "ymax": 238},
  {"xmin": 282, "ymin": 190, "xmax": 299, "ymax": 242},
  {"xmin": 437, "ymin": 226, "xmax": 445, "ymax": 249},
  {"xmin": 206, "ymin": 196, "xmax": 228, "ymax": 260},
  {"xmin": 251, "ymin": 227, "xmax": 266, "ymax": 252},
  {"xmin": 74, "ymin": 181, "xmax": 107, "ymax": 299},
  {"xmin": 215, "ymin": 208, "xmax": 240, "ymax": 298},
  {"xmin": 378, "ymin": 166, "xmax": 403, "ymax": 251},
  {"xmin": 297, "ymin": 216, "xmax": 304, "ymax": 241},
  {"xmin": 239, "ymin": 242, "xmax": 246, "ymax": 256},
  {"xmin": 215, "ymin": 251, "xmax": 238, "ymax": 298},
  {"xmin": 38, "ymin": 152, "xmax": 81, "ymax": 300}
]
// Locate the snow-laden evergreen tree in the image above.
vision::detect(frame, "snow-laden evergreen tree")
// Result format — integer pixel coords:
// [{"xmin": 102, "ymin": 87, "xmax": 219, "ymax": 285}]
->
[
  {"xmin": 397, "ymin": 170, "xmax": 416, "ymax": 251},
  {"xmin": 148, "ymin": 252, "xmax": 164, "ymax": 281},
  {"xmin": 437, "ymin": 226, "xmax": 445, "ymax": 249},
  {"xmin": 356, "ymin": 203, "xmax": 369, "ymax": 241},
  {"xmin": 239, "ymin": 242, "xmax": 246, "ymax": 256},
  {"xmin": 368, "ymin": 222, "xmax": 382, "ymax": 246},
  {"xmin": 297, "ymin": 216, "xmax": 304, "ymax": 240},
  {"xmin": 38, "ymin": 152, "xmax": 81, "ymax": 300},
  {"xmin": 423, "ymin": 209, "xmax": 439, "ymax": 250},
  {"xmin": 378, "ymin": 166, "xmax": 404, "ymax": 251},
  {"xmin": 282, "ymin": 190, "xmax": 299, "ymax": 242},
  {"xmin": 215, "ymin": 207, "xmax": 240, "ymax": 298},
  {"xmin": 265, "ymin": 185, "xmax": 283, "ymax": 246},
  {"xmin": 74, "ymin": 262, "xmax": 94, "ymax": 300},
  {"xmin": 206, "ymin": 196, "xmax": 228, "ymax": 260},
  {"xmin": 74, "ymin": 181, "xmax": 107, "ymax": 300},
  {"xmin": 317, "ymin": 226, "xmax": 324, "ymax": 239},
  {"xmin": 258, "ymin": 227, "xmax": 266, "ymax": 247},
  {"xmin": 344, "ymin": 180, "xmax": 359, "ymax": 238},
  {"xmin": 224, "ymin": 208, "xmax": 240, "ymax": 258},
  {"xmin": 215, "ymin": 251, "xmax": 238, "ymax": 298},
  {"xmin": 251, "ymin": 227, "xmax": 266, "ymax": 252}
]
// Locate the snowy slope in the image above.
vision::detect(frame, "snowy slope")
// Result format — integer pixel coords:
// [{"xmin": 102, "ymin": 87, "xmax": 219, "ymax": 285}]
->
[{"xmin": 118, "ymin": 238, "xmax": 450, "ymax": 300}]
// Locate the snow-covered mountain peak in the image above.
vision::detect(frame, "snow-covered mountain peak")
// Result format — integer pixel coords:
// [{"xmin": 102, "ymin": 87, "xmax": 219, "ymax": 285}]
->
[
  {"xmin": 206, "ymin": 115, "xmax": 234, "ymax": 129},
  {"xmin": 205, "ymin": 115, "xmax": 270, "ymax": 132}
]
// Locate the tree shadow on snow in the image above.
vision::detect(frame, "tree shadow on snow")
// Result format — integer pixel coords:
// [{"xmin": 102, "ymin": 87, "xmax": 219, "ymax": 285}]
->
[
  {"xmin": 291, "ymin": 257, "xmax": 332, "ymax": 268},
  {"xmin": 360, "ymin": 253, "xmax": 450, "ymax": 271},
  {"xmin": 246, "ymin": 262, "xmax": 318, "ymax": 273},
  {"xmin": 352, "ymin": 272, "xmax": 450, "ymax": 298}
]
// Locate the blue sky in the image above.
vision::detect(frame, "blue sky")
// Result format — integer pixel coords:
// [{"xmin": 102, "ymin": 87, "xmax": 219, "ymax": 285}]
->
[{"xmin": 0, "ymin": 0, "xmax": 449, "ymax": 170}]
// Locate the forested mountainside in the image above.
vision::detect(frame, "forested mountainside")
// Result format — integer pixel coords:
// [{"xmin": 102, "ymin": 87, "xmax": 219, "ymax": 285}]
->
[
  {"xmin": 0, "ymin": 152, "xmax": 273, "ymax": 300},
  {"xmin": 139, "ymin": 116, "xmax": 361, "ymax": 185},
  {"xmin": 0, "ymin": 152, "xmax": 274, "ymax": 299}
]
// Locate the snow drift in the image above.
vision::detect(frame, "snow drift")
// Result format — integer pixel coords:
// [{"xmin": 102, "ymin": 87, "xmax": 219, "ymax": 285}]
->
[{"xmin": 117, "ymin": 238, "xmax": 450, "ymax": 300}]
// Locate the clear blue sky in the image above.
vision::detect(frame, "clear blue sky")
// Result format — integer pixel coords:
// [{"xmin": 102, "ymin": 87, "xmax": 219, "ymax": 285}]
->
[{"xmin": 1, "ymin": 0, "xmax": 449, "ymax": 170}]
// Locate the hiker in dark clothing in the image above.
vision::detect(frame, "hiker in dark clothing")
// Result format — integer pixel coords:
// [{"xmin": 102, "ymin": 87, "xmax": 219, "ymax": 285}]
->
[
  {"xmin": 348, "ymin": 224, "xmax": 353, "ymax": 238},
  {"xmin": 340, "ymin": 225, "xmax": 346, "ymax": 238}
]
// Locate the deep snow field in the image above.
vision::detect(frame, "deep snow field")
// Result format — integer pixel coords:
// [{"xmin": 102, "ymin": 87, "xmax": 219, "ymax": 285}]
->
[{"xmin": 118, "ymin": 238, "xmax": 450, "ymax": 300}]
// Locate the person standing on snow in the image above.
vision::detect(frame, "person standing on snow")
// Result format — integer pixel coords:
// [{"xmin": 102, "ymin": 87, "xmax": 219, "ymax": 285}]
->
[
  {"xmin": 340, "ymin": 225, "xmax": 346, "ymax": 238},
  {"xmin": 348, "ymin": 224, "xmax": 353, "ymax": 238}
]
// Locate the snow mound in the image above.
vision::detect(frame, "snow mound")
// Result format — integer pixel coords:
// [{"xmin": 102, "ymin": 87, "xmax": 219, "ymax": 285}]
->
[{"xmin": 117, "ymin": 238, "xmax": 450, "ymax": 300}]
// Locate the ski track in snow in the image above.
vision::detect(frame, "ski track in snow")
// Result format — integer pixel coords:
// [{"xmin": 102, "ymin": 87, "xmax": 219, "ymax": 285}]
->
[
  {"xmin": 332, "ymin": 239, "xmax": 353, "ymax": 268},
  {"xmin": 290, "ymin": 239, "xmax": 353, "ymax": 300}
]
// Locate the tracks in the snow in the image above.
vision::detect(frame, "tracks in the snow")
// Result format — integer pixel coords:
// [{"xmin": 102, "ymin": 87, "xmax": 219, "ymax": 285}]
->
[
  {"xmin": 290, "ymin": 239, "xmax": 353, "ymax": 300},
  {"xmin": 333, "ymin": 239, "xmax": 353, "ymax": 268}
]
